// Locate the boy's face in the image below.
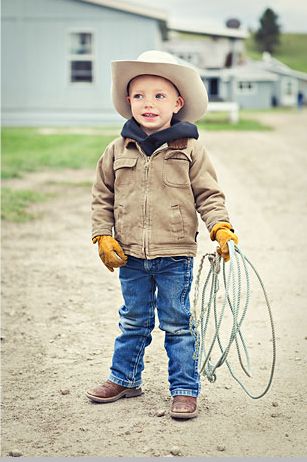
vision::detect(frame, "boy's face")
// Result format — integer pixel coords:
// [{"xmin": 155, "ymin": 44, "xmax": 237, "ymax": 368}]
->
[{"xmin": 127, "ymin": 75, "xmax": 184, "ymax": 135}]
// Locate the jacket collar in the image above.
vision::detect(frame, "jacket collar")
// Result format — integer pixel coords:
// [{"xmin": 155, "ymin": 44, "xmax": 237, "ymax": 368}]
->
[{"xmin": 124, "ymin": 137, "xmax": 189, "ymax": 150}]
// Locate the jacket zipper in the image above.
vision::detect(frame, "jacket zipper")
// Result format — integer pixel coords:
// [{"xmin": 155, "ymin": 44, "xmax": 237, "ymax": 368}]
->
[
  {"xmin": 138, "ymin": 146, "xmax": 167, "ymax": 259},
  {"xmin": 143, "ymin": 157, "xmax": 150, "ymax": 258}
]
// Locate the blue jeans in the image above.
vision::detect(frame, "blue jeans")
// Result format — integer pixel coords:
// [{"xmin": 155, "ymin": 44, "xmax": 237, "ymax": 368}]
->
[{"xmin": 108, "ymin": 255, "xmax": 200, "ymax": 397}]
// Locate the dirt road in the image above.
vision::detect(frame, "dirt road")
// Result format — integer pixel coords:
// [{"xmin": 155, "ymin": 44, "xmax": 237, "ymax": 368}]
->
[{"xmin": 1, "ymin": 110, "xmax": 307, "ymax": 457}]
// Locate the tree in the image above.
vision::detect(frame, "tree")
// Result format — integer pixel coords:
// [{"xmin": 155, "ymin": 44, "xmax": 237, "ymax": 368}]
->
[{"xmin": 255, "ymin": 8, "xmax": 281, "ymax": 54}]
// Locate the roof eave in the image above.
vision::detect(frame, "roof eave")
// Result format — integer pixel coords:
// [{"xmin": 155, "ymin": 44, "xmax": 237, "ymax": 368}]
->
[{"xmin": 78, "ymin": 0, "xmax": 168, "ymax": 22}]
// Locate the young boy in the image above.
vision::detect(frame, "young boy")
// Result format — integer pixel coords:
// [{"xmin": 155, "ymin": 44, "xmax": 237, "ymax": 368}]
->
[{"xmin": 87, "ymin": 50, "xmax": 238, "ymax": 419}]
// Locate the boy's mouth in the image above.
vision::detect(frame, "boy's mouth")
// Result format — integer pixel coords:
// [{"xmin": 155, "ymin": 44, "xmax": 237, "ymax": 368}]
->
[{"xmin": 142, "ymin": 113, "xmax": 158, "ymax": 119}]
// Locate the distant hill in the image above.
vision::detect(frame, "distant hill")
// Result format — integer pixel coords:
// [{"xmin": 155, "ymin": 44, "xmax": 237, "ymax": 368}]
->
[{"xmin": 246, "ymin": 33, "xmax": 307, "ymax": 73}]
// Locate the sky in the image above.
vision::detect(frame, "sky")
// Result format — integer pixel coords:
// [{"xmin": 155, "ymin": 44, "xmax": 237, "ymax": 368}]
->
[{"xmin": 140, "ymin": 0, "xmax": 307, "ymax": 33}]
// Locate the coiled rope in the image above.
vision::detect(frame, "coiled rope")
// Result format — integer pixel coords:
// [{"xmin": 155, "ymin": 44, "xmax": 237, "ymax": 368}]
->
[{"xmin": 190, "ymin": 240, "xmax": 276, "ymax": 399}]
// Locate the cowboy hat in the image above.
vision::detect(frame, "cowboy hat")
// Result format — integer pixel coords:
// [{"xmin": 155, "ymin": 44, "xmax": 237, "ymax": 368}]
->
[{"xmin": 111, "ymin": 50, "xmax": 208, "ymax": 122}]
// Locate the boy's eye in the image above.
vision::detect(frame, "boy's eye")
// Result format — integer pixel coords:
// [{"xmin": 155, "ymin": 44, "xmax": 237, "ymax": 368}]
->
[
  {"xmin": 156, "ymin": 93, "xmax": 166, "ymax": 99},
  {"xmin": 132, "ymin": 94, "xmax": 143, "ymax": 99}
]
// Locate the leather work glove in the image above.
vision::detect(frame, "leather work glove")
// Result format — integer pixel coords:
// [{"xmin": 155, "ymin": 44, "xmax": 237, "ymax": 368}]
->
[
  {"xmin": 210, "ymin": 222, "xmax": 239, "ymax": 262},
  {"xmin": 92, "ymin": 235, "xmax": 128, "ymax": 272}
]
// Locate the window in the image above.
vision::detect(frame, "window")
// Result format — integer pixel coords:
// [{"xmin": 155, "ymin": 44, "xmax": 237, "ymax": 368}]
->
[
  {"xmin": 237, "ymin": 81, "xmax": 256, "ymax": 95},
  {"xmin": 286, "ymin": 80, "xmax": 293, "ymax": 96},
  {"xmin": 68, "ymin": 32, "xmax": 94, "ymax": 83}
]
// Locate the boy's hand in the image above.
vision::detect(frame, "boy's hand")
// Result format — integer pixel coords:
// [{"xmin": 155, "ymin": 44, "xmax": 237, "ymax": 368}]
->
[
  {"xmin": 92, "ymin": 235, "xmax": 128, "ymax": 272},
  {"xmin": 210, "ymin": 222, "xmax": 238, "ymax": 262}
]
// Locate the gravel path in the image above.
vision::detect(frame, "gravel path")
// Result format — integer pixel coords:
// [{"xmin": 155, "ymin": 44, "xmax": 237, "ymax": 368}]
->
[{"xmin": 1, "ymin": 110, "xmax": 307, "ymax": 457}]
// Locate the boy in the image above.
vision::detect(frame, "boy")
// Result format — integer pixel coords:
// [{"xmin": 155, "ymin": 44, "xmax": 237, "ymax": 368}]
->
[{"xmin": 87, "ymin": 50, "xmax": 238, "ymax": 419}]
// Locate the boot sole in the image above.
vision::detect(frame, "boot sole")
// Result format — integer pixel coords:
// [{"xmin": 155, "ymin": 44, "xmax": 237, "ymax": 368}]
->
[
  {"xmin": 170, "ymin": 409, "xmax": 198, "ymax": 419},
  {"xmin": 86, "ymin": 387, "xmax": 143, "ymax": 403}
]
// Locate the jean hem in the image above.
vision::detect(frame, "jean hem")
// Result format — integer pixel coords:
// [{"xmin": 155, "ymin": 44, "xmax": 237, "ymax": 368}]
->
[
  {"xmin": 108, "ymin": 373, "xmax": 142, "ymax": 389},
  {"xmin": 171, "ymin": 389, "xmax": 200, "ymax": 397}
]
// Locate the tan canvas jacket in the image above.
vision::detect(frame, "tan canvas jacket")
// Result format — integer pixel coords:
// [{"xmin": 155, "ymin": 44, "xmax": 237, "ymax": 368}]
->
[{"xmin": 91, "ymin": 136, "xmax": 230, "ymax": 259}]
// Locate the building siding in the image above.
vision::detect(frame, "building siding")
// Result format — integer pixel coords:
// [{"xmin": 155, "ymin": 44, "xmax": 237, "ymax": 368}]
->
[
  {"xmin": 2, "ymin": 0, "xmax": 163, "ymax": 125},
  {"xmin": 222, "ymin": 79, "xmax": 274, "ymax": 109}
]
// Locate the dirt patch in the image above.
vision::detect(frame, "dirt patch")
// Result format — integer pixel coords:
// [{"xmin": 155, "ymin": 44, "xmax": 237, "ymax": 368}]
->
[{"xmin": 1, "ymin": 110, "xmax": 307, "ymax": 456}]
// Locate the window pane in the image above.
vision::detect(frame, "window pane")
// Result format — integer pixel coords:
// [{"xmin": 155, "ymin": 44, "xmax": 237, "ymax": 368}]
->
[
  {"xmin": 70, "ymin": 33, "xmax": 92, "ymax": 55},
  {"xmin": 71, "ymin": 61, "xmax": 93, "ymax": 82}
]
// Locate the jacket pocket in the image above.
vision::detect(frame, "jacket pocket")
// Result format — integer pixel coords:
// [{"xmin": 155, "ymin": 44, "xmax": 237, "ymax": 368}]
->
[
  {"xmin": 171, "ymin": 204, "xmax": 184, "ymax": 240},
  {"xmin": 163, "ymin": 152, "xmax": 190, "ymax": 188},
  {"xmin": 114, "ymin": 157, "xmax": 138, "ymax": 185}
]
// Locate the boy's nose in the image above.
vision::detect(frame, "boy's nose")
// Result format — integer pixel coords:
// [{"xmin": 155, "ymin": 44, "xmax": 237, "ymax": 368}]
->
[{"xmin": 144, "ymin": 97, "xmax": 154, "ymax": 107}]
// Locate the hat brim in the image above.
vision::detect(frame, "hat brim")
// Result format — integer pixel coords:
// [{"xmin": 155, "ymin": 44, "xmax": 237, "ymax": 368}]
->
[{"xmin": 111, "ymin": 60, "xmax": 208, "ymax": 122}]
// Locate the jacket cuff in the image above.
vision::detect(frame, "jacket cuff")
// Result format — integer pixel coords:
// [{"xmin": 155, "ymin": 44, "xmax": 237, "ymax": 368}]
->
[{"xmin": 92, "ymin": 230, "xmax": 112, "ymax": 243}]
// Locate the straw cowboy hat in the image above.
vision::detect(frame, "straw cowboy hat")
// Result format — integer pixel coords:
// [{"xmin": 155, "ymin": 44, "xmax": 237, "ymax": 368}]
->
[{"xmin": 111, "ymin": 50, "xmax": 208, "ymax": 123}]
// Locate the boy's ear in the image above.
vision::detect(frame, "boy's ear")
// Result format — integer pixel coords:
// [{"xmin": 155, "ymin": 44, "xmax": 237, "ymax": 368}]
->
[
  {"xmin": 126, "ymin": 96, "xmax": 131, "ymax": 105},
  {"xmin": 174, "ymin": 96, "xmax": 185, "ymax": 114}
]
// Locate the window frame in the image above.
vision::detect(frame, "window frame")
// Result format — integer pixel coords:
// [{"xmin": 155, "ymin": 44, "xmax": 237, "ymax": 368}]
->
[
  {"xmin": 236, "ymin": 80, "xmax": 257, "ymax": 95},
  {"xmin": 67, "ymin": 29, "xmax": 95, "ymax": 86}
]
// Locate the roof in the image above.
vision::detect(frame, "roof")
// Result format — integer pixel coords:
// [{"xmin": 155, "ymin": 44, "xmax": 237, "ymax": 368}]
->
[
  {"xmin": 78, "ymin": 0, "xmax": 167, "ymax": 21},
  {"xmin": 261, "ymin": 53, "xmax": 307, "ymax": 81},
  {"xmin": 168, "ymin": 19, "xmax": 249, "ymax": 39},
  {"xmin": 198, "ymin": 61, "xmax": 278, "ymax": 81}
]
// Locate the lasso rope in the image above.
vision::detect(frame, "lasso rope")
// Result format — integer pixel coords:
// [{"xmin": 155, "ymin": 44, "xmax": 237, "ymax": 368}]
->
[{"xmin": 190, "ymin": 240, "xmax": 276, "ymax": 399}]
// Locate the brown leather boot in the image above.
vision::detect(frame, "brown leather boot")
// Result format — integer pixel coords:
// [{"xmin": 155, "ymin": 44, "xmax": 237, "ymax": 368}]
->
[
  {"xmin": 170, "ymin": 396, "xmax": 198, "ymax": 419},
  {"xmin": 86, "ymin": 380, "xmax": 143, "ymax": 403}
]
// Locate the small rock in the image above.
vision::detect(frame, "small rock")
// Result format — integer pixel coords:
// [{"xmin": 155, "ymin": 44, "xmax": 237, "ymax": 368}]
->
[
  {"xmin": 170, "ymin": 447, "xmax": 181, "ymax": 456},
  {"xmin": 217, "ymin": 445, "xmax": 226, "ymax": 452},
  {"xmin": 125, "ymin": 431, "xmax": 131, "ymax": 435},
  {"xmin": 295, "ymin": 357, "xmax": 301, "ymax": 361},
  {"xmin": 156, "ymin": 409, "xmax": 166, "ymax": 417},
  {"xmin": 8, "ymin": 450, "xmax": 22, "ymax": 457},
  {"xmin": 272, "ymin": 401, "xmax": 278, "ymax": 407},
  {"xmin": 80, "ymin": 427, "xmax": 86, "ymax": 432},
  {"xmin": 271, "ymin": 413, "xmax": 279, "ymax": 418},
  {"xmin": 224, "ymin": 386, "xmax": 231, "ymax": 390},
  {"xmin": 285, "ymin": 433, "xmax": 289, "ymax": 437},
  {"xmin": 1, "ymin": 336, "xmax": 6, "ymax": 342},
  {"xmin": 60, "ymin": 388, "xmax": 70, "ymax": 395}
]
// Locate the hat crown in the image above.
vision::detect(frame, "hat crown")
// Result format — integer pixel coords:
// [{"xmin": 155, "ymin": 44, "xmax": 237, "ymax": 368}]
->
[{"xmin": 137, "ymin": 50, "xmax": 178, "ymax": 65}]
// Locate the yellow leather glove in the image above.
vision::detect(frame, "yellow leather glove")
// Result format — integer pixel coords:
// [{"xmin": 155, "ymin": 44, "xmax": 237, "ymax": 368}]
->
[
  {"xmin": 210, "ymin": 222, "xmax": 239, "ymax": 262},
  {"xmin": 92, "ymin": 235, "xmax": 128, "ymax": 272}
]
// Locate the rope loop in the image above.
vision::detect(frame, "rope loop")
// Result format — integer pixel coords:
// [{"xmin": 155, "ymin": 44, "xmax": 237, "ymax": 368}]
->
[{"xmin": 191, "ymin": 241, "xmax": 276, "ymax": 399}]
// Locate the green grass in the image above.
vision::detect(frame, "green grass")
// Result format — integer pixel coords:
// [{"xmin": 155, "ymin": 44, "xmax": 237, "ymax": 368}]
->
[
  {"xmin": 1, "ymin": 188, "xmax": 49, "ymax": 222},
  {"xmin": 197, "ymin": 113, "xmax": 272, "ymax": 131},
  {"xmin": 1, "ymin": 128, "xmax": 115, "ymax": 179},
  {"xmin": 1, "ymin": 120, "xmax": 273, "ymax": 180},
  {"xmin": 246, "ymin": 33, "xmax": 307, "ymax": 73},
  {"xmin": 0, "ymin": 119, "xmax": 272, "ymax": 221}
]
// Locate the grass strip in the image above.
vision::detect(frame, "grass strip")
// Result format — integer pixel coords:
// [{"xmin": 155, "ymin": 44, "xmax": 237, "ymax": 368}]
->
[
  {"xmin": 1, "ymin": 128, "xmax": 114, "ymax": 179},
  {"xmin": 197, "ymin": 114, "xmax": 272, "ymax": 131},
  {"xmin": 1, "ymin": 188, "xmax": 49, "ymax": 222}
]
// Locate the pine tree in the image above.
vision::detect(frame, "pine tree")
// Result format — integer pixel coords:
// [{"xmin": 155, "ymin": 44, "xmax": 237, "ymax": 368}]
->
[{"xmin": 255, "ymin": 8, "xmax": 281, "ymax": 54}]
